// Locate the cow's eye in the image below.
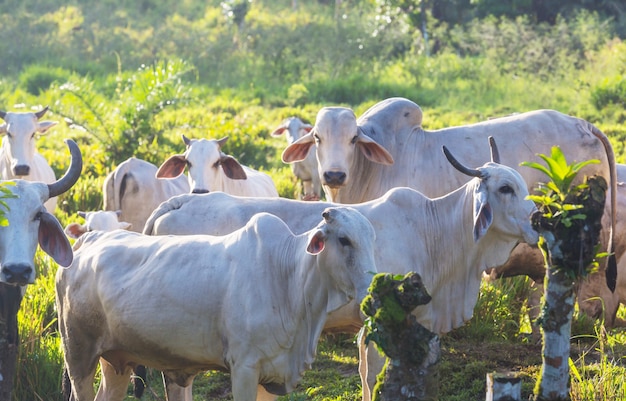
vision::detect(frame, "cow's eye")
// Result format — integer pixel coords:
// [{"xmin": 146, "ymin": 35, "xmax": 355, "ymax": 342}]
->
[
  {"xmin": 339, "ymin": 237, "xmax": 351, "ymax": 247},
  {"xmin": 34, "ymin": 211, "xmax": 43, "ymax": 221},
  {"xmin": 350, "ymin": 135, "xmax": 358, "ymax": 144},
  {"xmin": 6, "ymin": 132, "xmax": 12, "ymax": 139},
  {"xmin": 499, "ymin": 185, "xmax": 514, "ymax": 194},
  {"xmin": 313, "ymin": 133, "xmax": 320, "ymax": 144},
  {"xmin": 186, "ymin": 160, "xmax": 193, "ymax": 168}
]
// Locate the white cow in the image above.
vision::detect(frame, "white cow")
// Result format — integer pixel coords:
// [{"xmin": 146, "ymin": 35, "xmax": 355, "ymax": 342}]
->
[
  {"xmin": 57, "ymin": 207, "xmax": 378, "ymax": 401},
  {"xmin": 157, "ymin": 135, "xmax": 279, "ymax": 197},
  {"xmin": 281, "ymin": 97, "xmax": 619, "ymax": 327},
  {"xmin": 271, "ymin": 117, "xmax": 320, "ymax": 200},
  {"xmin": 0, "ymin": 139, "xmax": 80, "ymax": 400},
  {"xmin": 64, "ymin": 210, "xmax": 131, "ymax": 239},
  {"xmin": 102, "ymin": 157, "xmax": 190, "ymax": 233},
  {"xmin": 0, "ymin": 106, "xmax": 59, "ymax": 212},
  {"xmin": 144, "ymin": 138, "xmax": 538, "ymax": 400},
  {"xmin": 0, "ymin": 139, "xmax": 82, "ymax": 285}
]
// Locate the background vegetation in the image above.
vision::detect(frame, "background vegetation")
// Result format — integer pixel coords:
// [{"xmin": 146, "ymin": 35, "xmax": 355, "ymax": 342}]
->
[{"xmin": 1, "ymin": 0, "xmax": 625, "ymax": 400}]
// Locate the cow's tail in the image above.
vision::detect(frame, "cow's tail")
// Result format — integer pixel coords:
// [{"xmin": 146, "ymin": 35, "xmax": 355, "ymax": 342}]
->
[
  {"xmin": 142, "ymin": 194, "xmax": 189, "ymax": 235},
  {"xmin": 591, "ymin": 123, "xmax": 618, "ymax": 292},
  {"xmin": 103, "ymin": 159, "xmax": 134, "ymax": 213}
]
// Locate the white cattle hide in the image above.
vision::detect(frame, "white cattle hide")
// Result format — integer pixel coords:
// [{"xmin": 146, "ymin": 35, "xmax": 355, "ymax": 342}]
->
[
  {"xmin": 0, "ymin": 107, "xmax": 59, "ymax": 212},
  {"xmin": 57, "ymin": 207, "xmax": 377, "ymax": 401},
  {"xmin": 103, "ymin": 157, "xmax": 189, "ymax": 233},
  {"xmin": 271, "ymin": 117, "xmax": 319, "ymax": 200},
  {"xmin": 157, "ymin": 135, "xmax": 278, "ymax": 197}
]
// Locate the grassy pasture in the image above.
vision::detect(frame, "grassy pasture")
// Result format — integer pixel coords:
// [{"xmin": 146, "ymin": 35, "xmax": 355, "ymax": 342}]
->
[{"xmin": 2, "ymin": 1, "xmax": 626, "ymax": 400}]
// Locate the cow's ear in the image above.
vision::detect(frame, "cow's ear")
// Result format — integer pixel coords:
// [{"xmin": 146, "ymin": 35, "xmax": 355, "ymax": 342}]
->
[
  {"xmin": 473, "ymin": 184, "xmax": 493, "ymax": 242},
  {"xmin": 64, "ymin": 223, "xmax": 86, "ymax": 239},
  {"xmin": 356, "ymin": 132, "xmax": 394, "ymax": 165},
  {"xmin": 282, "ymin": 133, "xmax": 315, "ymax": 163},
  {"xmin": 307, "ymin": 230, "xmax": 326, "ymax": 255},
  {"xmin": 157, "ymin": 155, "xmax": 187, "ymax": 178},
  {"xmin": 37, "ymin": 121, "xmax": 58, "ymax": 134},
  {"xmin": 220, "ymin": 155, "xmax": 247, "ymax": 180},
  {"xmin": 271, "ymin": 126, "xmax": 287, "ymax": 137},
  {"xmin": 39, "ymin": 212, "xmax": 73, "ymax": 267}
]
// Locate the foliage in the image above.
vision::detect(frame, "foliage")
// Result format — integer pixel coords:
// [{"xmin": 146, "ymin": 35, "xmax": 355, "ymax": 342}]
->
[
  {"xmin": 522, "ymin": 146, "xmax": 600, "ymax": 228},
  {"xmin": 0, "ymin": 182, "xmax": 17, "ymax": 227}
]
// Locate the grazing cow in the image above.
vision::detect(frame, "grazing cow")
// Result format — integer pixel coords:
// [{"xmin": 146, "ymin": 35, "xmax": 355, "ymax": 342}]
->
[
  {"xmin": 57, "ymin": 207, "xmax": 378, "ymax": 401},
  {"xmin": 102, "ymin": 157, "xmax": 189, "ymax": 233},
  {"xmin": 271, "ymin": 117, "xmax": 320, "ymax": 200},
  {"xmin": 157, "ymin": 135, "xmax": 279, "ymax": 197},
  {"xmin": 281, "ymin": 97, "xmax": 618, "ymax": 326},
  {"xmin": 0, "ymin": 139, "xmax": 81, "ymax": 400},
  {"xmin": 144, "ymin": 138, "xmax": 538, "ymax": 400},
  {"xmin": 0, "ymin": 106, "xmax": 59, "ymax": 212},
  {"xmin": 64, "ymin": 210, "xmax": 132, "ymax": 239}
]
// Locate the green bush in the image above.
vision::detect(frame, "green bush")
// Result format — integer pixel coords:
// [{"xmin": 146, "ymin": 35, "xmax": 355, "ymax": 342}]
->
[
  {"xmin": 591, "ymin": 75, "xmax": 626, "ymax": 109},
  {"xmin": 18, "ymin": 65, "xmax": 71, "ymax": 96}
]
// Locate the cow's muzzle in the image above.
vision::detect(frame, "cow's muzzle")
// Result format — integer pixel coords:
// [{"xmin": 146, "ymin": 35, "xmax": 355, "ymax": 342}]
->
[
  {"xmin": 2, "ymin": 263, "xmax": 33, "ymax": 286},
  {"xmin": 13, "ymin": 165, "xmax": 30, "ymax": 177},
  {"xmin": 323, "ymin": 171, "xmax": 346, "ymax": 187}
]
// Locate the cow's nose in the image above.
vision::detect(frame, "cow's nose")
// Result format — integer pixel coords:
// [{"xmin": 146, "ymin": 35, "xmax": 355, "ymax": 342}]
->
[
  {"xmin": 2, "ymin": 263, "xmax": 33, "ymax": 286},
  {"xmin": 192, "ymin": 189, "xmax": 210, "ymax": 194},
  {"xmin": 13, "ymin": 165, "xmax": 30, "ymax": 176},
  {"xmin": 323, "ymin": 171, "xmax": 346, "ymax": 186}
]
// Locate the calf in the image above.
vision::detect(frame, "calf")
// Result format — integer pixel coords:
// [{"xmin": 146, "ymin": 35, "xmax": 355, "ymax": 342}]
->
[{"xmin": 57, "ymin": 207, "xmax": 377, "ymax": 401}]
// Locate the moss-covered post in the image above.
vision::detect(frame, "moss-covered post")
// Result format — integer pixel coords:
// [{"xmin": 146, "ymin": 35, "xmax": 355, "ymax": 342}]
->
[
  {"xmin": 360, "ymin": 272, "xmax": 439, "ymax": 401},
  {"xmin": 522, "ymin": 147, "xmax": 606, "ymax": 401}
]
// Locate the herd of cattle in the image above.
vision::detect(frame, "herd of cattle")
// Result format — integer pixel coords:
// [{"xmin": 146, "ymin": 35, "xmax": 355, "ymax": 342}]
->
[{"xmin": 0, "ymin": 98, "xmax": 623, "ymax": 401}]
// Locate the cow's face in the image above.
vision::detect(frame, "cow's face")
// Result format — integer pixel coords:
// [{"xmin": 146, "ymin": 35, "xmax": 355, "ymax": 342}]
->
[
  {"xmin": 185, "ymin": 138, "xmax": 247, "ymax": 194},
  {"xmin": 0, "ymin": 110, "xmax": 57, "ymax": 178},
  {"xmin": 307, "ymin": 207, "xmax": 378, "ymax": 315},
  {"xmin": 0, "ymin": 181, "xmax": 72, "ymax": 285},
  {"xmin": 282, "ymin": 107, "xmax": 392, "ymax": 202}
]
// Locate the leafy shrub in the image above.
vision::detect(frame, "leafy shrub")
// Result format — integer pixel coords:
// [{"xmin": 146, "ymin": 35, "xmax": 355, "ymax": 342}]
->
[
  {"xmin": 591, "ymin": 75, "xmax": 626, "ymax": 109},
  {"xmin": 19, "ymin": 65, "xmax": 71, "ymax": 96}
]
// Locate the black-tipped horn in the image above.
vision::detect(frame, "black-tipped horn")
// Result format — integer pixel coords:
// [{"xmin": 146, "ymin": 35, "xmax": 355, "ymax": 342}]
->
[
  {"xmin": 322, "ymin": 209, "xmax": 333, "ymax": 223},
  {"xmin": 182, "ymin": 134, "xmax": 191, "ymax": 147},
  {"xmin": 0, "ymin": 110, "xmax": 5, "ymax": 120},
  {"xmin": 488, "ymin": 136, "xmax": 501, "ymax": 164},
  {"xmin": 48, "ymin": 139, "xmax": 83, "ymax": 198},
  {"xmin": 442, "ymin": 146, "xmax": 483, "ymax": 178},
  {"xmin": 35, "ymin": 106, "xmax": 49, "ymax": 120}
]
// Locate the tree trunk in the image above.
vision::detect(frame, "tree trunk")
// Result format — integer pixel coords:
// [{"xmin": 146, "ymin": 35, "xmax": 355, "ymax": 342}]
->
[
  {"xmin": 0, "ymin": 283, "xmax": 23, "ymax": 400},
  {"xmin": 361, "ymin": 272, "xmax": 439, "ymax": 401},
  {"xmin": 532, "ymin": 175, "xmax": 607, "ymax": 401}
]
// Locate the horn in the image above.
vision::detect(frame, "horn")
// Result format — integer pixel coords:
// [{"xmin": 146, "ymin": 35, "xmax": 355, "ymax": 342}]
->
[
  {"xmin": 322, "ymin": 209, "xmax": 332, "ymax": 223},
  {"xmin": 182, "ymin": 134, "xmax": 191, "ymax": 147},
  {"xmin": 442, "ymin": 146, "xmax": 483, "ymax": 178},
  {"xmin": 48, "ymin": 139, "xmax": 83, "ymax": 198},
  {"xmin": 488, "ymin": 136, "xmax": 501, "ymax": 164},
  {"xmin": 0, "ymin": 110, "xmax": 5, "ymax": 120},
  {"xmin": 35, "ymin": 106, "xmax": 49, "ymax": 120}
]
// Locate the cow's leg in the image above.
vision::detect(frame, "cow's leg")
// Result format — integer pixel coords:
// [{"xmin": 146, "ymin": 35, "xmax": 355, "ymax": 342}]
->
[
  {"xmin": 65, "ymin": 360, "xmax": 98, "ymax": 401},
  {"xmin": 230, "ymin": 364, "xmax": 260, "ymax": 401},
  {"xmin": 162, "ymin": 372, "xmax": 193, "ymax": 401},
  {"xmin": 95, "ymin": 358, "xmax": 132, "ymax": 401},
  {"xmin": 357, "ymin": 328, "xmax": 384, "ymax": 401}
]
